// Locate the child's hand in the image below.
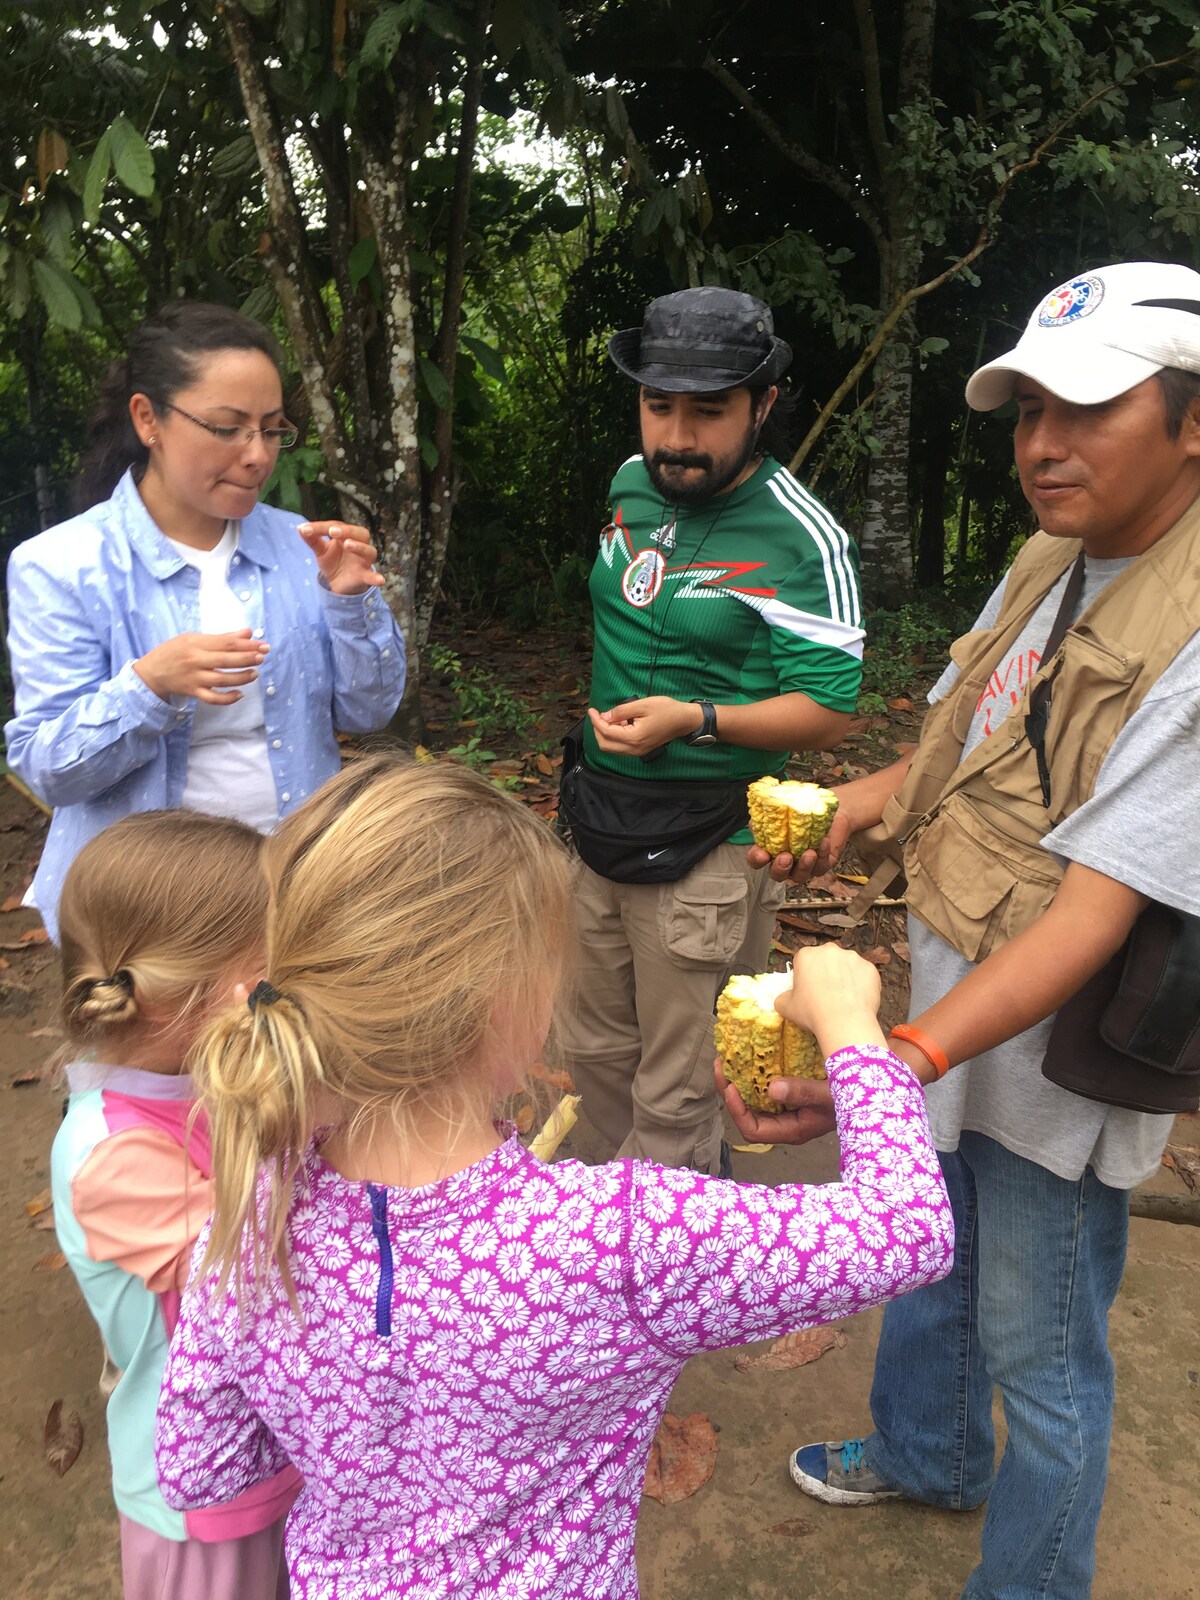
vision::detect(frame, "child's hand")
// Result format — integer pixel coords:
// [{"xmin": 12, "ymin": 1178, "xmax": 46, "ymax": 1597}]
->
[{"xmin": 776, "ymin": 945, "xmax": 886, "ymax": 1059}]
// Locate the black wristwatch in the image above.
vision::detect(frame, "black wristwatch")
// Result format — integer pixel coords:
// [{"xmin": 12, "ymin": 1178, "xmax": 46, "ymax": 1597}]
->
[{"xmin": 683, "ymin": 698, "xmax": 720, "ymax": 746}]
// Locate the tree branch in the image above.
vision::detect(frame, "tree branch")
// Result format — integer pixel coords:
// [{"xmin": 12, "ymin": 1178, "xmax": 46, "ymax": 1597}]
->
[
  {"xmin": 702, "ymin": 53, "xmax": 887, "ymax": 254},
  {"xmin": 789, "ymin": 46, "xmax": 1200, "ymax": 473},
  {"xmin": 851, "ymin": 0, "xmax": 891, "ymax": 180},
  {"xmin": 219, "ymin": 0, "xmax": 359, "ymax": 512}
]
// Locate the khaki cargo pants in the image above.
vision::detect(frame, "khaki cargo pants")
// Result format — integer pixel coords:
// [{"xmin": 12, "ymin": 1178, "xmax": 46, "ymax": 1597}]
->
[{"xmin": 558, "ymin": 843, "xmax": 784, "ymax": 1173}]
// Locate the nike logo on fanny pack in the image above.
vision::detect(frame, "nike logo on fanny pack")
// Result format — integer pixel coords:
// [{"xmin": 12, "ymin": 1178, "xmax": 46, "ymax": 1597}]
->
[{"xmin": 647, "ymin": 848, "xmax": 669, "ymax": 860}]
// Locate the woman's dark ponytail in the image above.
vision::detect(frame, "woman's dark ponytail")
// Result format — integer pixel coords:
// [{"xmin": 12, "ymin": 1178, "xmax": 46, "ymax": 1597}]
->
[
  {"xmin": 73, "ymin": 302, "xmax": 283, "ymax": 512},
  {"xmin": 74, "ymin": 356, "xmax": 148, "ymax": 510}
]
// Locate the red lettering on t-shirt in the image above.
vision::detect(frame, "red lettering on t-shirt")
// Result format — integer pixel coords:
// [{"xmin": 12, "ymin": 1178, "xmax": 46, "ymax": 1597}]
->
[{"xmin": 974, "ymin": 648, "xmax": 1042, "ymax": 738}]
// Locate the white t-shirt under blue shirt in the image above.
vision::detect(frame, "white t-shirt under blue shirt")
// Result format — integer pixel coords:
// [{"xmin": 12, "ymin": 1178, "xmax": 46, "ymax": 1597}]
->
[
  {"xmin": 911, "ymin": 554, "xmax": 1200, "ymax": 1189},
  {"xmin": 164, "ymin": 523, "xmax": 279, "ymax": 835}
]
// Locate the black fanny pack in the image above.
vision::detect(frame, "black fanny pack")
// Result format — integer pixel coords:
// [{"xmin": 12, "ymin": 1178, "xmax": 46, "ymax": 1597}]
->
[
  {"xmin": 557, "ymin": 723, "xmax": 750, "ymax": 884},
  {"xmin": 1042, "ymin": 903, "xmax": 1200, "ymax": 1114}
]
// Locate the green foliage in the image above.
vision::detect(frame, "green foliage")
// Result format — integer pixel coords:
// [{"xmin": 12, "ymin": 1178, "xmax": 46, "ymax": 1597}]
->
[
  {"xmin": 859, "ymin": 594, "xmax": 980, "ymax": 702},
  {"xmin": 427, "ymin": 643, "xmax": 533, "ymax": 742}
]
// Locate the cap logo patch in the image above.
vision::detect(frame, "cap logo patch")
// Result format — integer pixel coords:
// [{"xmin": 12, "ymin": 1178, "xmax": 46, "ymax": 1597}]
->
[{"xmin": 1038, "ymin": 275, "xmax": 1105, "ymax": 328}]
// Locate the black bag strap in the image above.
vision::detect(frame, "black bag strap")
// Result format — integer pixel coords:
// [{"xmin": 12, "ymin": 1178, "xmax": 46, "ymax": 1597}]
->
[{"xmin": 1024, "ymin": 553, "xmax": 1086, "ymax": 811}]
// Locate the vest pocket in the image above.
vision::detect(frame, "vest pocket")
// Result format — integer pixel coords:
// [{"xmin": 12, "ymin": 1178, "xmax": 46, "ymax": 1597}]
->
[{"xmin": 906, "ymin": 802, "xmax": 1062, "ymax": 963}]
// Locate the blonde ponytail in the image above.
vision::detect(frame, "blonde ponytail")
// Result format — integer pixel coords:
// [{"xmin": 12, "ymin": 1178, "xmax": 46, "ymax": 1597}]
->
[{"xmin": 193, "ymin": 990, "xmax": 324, "ymax": 1306}]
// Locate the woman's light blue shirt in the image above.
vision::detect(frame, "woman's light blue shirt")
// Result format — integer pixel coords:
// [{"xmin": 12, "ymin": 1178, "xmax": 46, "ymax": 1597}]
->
[{"xmin": 4, "ymin": 471, "xmax": 406, "ymax": 940}]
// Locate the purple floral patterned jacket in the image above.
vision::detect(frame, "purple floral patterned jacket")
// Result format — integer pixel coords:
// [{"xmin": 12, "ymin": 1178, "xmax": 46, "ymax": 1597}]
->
[{"xmin": 157, "ymin": 1046, "xmax": 952, "ymax": 1598}]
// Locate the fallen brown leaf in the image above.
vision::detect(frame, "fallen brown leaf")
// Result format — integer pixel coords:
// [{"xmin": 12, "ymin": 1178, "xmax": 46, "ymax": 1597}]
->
[
  {"xmin": 514, "ymin": 1103, "xmax": 535, "ymax": 1134},
  {"xmin": 1162, "ymin": 1144, "xmax": 1200, "ymax": 1196},
  {"xmin": 24, "ymin": 1187, "xmax": 53, "ymax": 1218},
  {"xmin": 19, "ymin": 926, "xmax": 49, "ymax": 945},
  {"xmin": 44, "ymin": 1401, "xmax": 83, "ymax": 1478},
  {"xmin": 33, "ymin": 1250, "xmax": 67, "ymax": 1272},
  {"xmin": 887, "ymin": 697, "xmax": 915, "ymax": 712},
  {"xmin": 863, "ymin": 945, "xmax": 892, "ymax": 967},
  {"xmin": 777, "ymin": 911, "xmax": 822, "ymax": 935},
  {"xmin": 807, "ymin": 872, "xmax": 855, "ymax": 901},
  {"xmin": 734, "ymin": 1325, "xmax": 846, "ymax": 1373},
  {"xmin": 11, "ymin": 1065, "xmax": 46, "ymax": 1087},
  {"xmin": 770, "ymin": 1517, "xmax": 816, "ymax": 1538},
  {"xmin": 817, "ymin": 912, "xmax": 860, "ymax": 930},
  {"xmin": 535, "ymin": 753, "xmax": 554, "ymax": 776},
  {"xmin": 33, "ymin": 1213, "xmax": 57, "ymax": 1231},
  {"xmin": 643, "ymin": 1412, "xmax": 718, "ymax": 1504},
  {"xmin": 0, "ymin": 893, "xmax": 23, "ymax": 913},
  {"xmin": 0, "ymin": 955, "xmax": 9, "ymax": 970},
  {"xmin": 892, "ymin": 939, "xmax": 911, "ymax": 963}
]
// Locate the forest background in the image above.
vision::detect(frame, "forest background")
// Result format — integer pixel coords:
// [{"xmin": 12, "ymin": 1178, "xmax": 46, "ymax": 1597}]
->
[{"xmin": 3, "ymin": 0, "xmax": 1199, "ymax": 741}]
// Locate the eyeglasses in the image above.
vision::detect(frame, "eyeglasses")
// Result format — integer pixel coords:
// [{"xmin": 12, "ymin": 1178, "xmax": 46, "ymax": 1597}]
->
[{"xmin": 161, "ymin": 402, "xmax": 299, "ymax": 450}]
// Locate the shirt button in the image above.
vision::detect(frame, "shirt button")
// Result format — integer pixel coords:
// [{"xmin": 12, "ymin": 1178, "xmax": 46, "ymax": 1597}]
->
[
  {"xmin": 281, "ymin": 792, "xmax": 291, "ymax": 803},
  {"xmin": 272, "ymin": 739, "xmax": 282, "ymax": 749},
  {"xmin": 382, "ymin": 648, "xmax": 390, "ymax": 658},
  {"xmin": 240, "ymin": 590, "xmax": 251, "ymax": 601},
  {"xmin": 253, "ymin": 628, "xmax": 265, "ymax": 639},
  {"xmin": 266, "ymin": 685, "xmax": 276, "ymax": 696}
]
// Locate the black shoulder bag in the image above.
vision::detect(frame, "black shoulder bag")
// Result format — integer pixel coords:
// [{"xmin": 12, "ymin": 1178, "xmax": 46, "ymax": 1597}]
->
[{"xmin": 1033, "ymin": 557, "xmax": 1200, "ymax": 1112}]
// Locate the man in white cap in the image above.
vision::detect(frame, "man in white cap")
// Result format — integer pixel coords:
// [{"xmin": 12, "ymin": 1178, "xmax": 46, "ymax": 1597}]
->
[
  {"xmin": 557, "ymin": 286, "xmax": 864, "ymax": 1174},
  {"xmin": 732, "ymin": 261, "xmax": 1200, "ymax": 1598}
]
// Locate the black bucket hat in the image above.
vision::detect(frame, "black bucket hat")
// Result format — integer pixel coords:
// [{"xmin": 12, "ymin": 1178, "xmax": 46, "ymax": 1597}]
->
[{"xmin": 609, "ymin": 287, "xmax": 792, "ymax": 393}]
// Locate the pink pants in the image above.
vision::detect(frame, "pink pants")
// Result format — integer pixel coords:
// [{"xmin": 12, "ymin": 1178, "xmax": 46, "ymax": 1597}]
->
[{"xmin": 118, "ymin": 1513, "xmax": 289, "ymax": 1600}]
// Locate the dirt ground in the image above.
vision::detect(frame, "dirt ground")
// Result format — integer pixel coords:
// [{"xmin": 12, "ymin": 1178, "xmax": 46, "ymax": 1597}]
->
[{"xmin": 2, "ymin": 661, "xmax": 1198, "ymax": 1598}]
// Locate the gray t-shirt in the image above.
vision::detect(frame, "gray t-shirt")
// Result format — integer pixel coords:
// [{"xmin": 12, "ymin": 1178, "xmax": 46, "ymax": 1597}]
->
[{"xmin": 911, "ymin": 555, "xmax": 1200, "ymax": 1189}]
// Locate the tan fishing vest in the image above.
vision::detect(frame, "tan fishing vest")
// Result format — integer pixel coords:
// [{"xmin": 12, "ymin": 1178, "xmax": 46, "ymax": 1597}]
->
[{"xmin": 859, "ymin": 495, "xmax": 1200, "ymax": 963}]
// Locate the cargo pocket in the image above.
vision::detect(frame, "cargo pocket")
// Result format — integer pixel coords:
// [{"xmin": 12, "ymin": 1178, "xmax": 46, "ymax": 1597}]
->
[
  {"xmin": 906, "ymin": 806, "xmax": 1061, "ymax": 963},
  {"xmin": 659, "ymin": 865, "xmax": 749, "ymax": 968}
]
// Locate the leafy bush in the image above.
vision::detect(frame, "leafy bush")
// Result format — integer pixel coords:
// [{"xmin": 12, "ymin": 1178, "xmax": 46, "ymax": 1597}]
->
[
  {"xmin": 427, "ymin": 644, "xmax": 532, "ymax": 743},
  {"xmin": 859, "ymin": 594, "xmax": 978, "ymax": 702}
]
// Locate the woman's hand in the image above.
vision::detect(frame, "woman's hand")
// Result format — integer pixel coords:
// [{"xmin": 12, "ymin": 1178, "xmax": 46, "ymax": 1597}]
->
[
  {"xmin": 297, "ymin": 521, "xmax": 385, "ymax": 595},
  {"xmin": 134, "ymin": 630, "xmax": 269, "ymax": 705}
]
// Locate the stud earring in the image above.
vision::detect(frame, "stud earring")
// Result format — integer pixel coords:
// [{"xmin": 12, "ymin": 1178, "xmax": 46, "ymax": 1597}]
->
[{"xmin": 148, "ymin": 434, "xmax": 157, "ymax": 445}]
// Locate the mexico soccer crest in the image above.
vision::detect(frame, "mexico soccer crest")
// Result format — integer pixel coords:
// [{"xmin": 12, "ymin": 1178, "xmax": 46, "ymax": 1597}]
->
[{"xmin": 621, "ymin": 548, "xmax": 665, "ymax": 607}]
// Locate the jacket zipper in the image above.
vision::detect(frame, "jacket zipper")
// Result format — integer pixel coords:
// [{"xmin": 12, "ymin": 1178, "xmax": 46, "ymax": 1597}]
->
[{"xmin": 366, "ymin": 1184, "xmax": 394, "ymax": 1338}]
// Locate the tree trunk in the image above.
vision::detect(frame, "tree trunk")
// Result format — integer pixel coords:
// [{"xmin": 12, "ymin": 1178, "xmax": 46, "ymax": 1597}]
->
[
  {"xmin": 857, "ymin": 305, "xmax": 916, "ymax": 605},
  {"xmin": 915, "ymin": 409, "xmax": 952, "ymax": 587},
  {"xmin": 418, "ymin": 0, "xmax": 492, "ymax": 651},
  {"xmin": 853, "ymin": 0, "xmax": 937, "ymax": 605}
]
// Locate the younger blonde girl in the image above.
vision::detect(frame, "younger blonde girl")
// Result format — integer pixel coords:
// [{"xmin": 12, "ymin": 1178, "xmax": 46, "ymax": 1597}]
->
[
  {"xmin": 51, "ymin": 810, "xmax": 298, "ymax": 1600},
  {"xmin": 156, "ymin": 755, "xmax": 952, "ymax": 1600}
]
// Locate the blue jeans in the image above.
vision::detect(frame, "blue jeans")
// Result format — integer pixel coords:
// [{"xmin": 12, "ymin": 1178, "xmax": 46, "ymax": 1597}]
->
[{"xmin": 864, "ymin": 1132, "xmax": 1129, "ymax": 1600}]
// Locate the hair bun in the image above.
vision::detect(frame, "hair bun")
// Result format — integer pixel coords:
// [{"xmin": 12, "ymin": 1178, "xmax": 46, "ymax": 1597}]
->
[{"xmin": 74, "ymin": 971, "xmax": 138, "ymax": 1028}]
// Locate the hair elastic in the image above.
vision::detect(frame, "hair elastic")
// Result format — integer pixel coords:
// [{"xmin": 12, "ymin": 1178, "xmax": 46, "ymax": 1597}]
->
[{"xmin": 248, "ymin": 979, "xmax": 282, "ymax": 1013}]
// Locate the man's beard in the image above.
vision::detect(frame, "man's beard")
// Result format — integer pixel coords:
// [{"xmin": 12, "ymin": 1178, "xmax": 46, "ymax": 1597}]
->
[{"xmin": 644, "ymin": 425, "xmax": 761, "ymax": 506}]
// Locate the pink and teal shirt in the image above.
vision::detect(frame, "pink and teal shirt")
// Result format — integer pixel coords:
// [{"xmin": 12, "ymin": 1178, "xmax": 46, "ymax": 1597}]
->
[{"xmin": 51, "ymin": 1063, "xmax": 300, "ymax": 1542}]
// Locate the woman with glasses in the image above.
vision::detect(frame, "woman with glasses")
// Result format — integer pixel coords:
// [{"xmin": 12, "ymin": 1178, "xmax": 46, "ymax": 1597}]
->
[{"xmin": 5, "ymin": 301, "xmax": 406, "ymax": 942}]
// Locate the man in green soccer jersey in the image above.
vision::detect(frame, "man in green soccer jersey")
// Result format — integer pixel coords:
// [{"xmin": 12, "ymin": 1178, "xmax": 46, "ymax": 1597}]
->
[{"xmin": 557, "ymin": 287, "xmax": 865, "ymax": 1172}]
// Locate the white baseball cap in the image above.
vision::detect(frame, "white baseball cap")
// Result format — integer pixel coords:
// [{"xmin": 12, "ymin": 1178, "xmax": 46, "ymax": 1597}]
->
[{"xmin": 965, "ymin": 261, "xmax": 1200, "ymax": 411}]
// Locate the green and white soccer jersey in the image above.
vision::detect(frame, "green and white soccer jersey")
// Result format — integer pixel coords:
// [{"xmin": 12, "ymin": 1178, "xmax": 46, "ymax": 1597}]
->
[{"xmin": 584, "ymin": 453, "xmax": 864, "ymax": 786}]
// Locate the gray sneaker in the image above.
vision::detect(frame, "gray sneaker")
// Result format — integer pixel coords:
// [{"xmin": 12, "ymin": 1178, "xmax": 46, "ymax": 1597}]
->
[{"xmin": 789, "ymin": 1437, "xmax": 903, "ymax": 1505}]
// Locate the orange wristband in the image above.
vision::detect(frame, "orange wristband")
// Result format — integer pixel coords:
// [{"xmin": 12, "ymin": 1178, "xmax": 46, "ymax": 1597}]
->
[{"xmin": 888, "ymin": 1024, "xmax": 950, "ymax": 1081}]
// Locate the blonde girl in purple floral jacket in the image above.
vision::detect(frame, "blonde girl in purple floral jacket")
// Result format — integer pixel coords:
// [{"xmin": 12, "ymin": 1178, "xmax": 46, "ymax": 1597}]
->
[{"xmin": 156, "ymin": 755, "xmax": 953, "ymax": 1600}]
